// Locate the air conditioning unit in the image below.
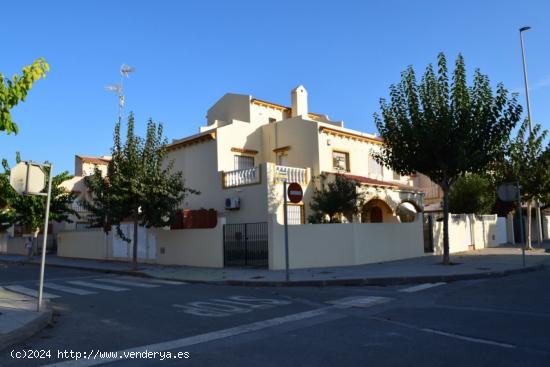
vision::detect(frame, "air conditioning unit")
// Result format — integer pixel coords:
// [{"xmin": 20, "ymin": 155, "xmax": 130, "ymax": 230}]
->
[{"xmin": 225, "ymin": 197, "xmax": 240, "ymax": 210}]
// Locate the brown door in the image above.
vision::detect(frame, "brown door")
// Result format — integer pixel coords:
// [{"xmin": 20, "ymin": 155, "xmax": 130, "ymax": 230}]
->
[{"xmin": 370, "ymin": 207, "xmax": 383, "ymax": 223}]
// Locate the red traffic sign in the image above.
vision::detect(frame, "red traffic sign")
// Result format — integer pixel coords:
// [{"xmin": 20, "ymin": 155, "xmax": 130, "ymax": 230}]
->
[{"xmin": 287, "ymin": 182, "xmax": 303, "ymax": 203}]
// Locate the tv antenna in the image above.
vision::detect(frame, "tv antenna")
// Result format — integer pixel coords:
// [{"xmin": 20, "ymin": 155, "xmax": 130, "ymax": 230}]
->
[{"xmin": 105, "ymin": 64, "xmax": 135, "ymax": 122}]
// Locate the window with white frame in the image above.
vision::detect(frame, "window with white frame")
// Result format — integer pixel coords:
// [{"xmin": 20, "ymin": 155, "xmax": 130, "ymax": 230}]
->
[{"xmin": 234, "ymin": 155, "xmax": 254, "ymax": 170}]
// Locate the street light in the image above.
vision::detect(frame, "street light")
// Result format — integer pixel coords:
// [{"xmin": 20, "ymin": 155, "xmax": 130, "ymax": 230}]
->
[
  {"xmin": 519, "ymin": 26, "xmax": 543, "ymax": 246},
  {"xmin": 519, "ymin": 26, "xmax": 533, "ymax": 133}
]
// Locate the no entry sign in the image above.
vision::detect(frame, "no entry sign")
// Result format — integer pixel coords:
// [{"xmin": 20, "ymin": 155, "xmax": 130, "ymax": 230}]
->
[{"xmin": 287, "ymin": 182, "xmax": 303, "ymax": 203}]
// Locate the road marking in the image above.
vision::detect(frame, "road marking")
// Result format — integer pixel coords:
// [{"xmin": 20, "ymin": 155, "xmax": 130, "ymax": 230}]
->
[
  {"xmin": 44, "ymin": 308, "xmax": 329, "ymax": 367},
  {"xmin": 399, "ymin": 282, "xmax": 445, "ymax": 293},
  {"xmin": 4, "ymin": 285, "xmax": 60, "ymax": 299},
  {"xmin": 94, "ymin": 278, "xmax": 159, "ymax": 288},
  {"xmin": 44, "ymin": 282, "xmax": 97, "ymax": 296},
  {"xmin": 421, "ymin": 328, "xmax": 516, "ymax": 349},
  {"xmin": 118, "ymin": 276, "xmax": 186, "ymax": 285},
  {"xmin": 327, "ymin": 296, "xmax": 391, "ymax": 308},
  {"xmin": 67, "ymin": 281, "xmax": 129, "ymax": 292},
  {"xmin": 173, "ymin": 296, "xmax": 293, "ymax": 317},
  {"xmin": 371, "ymin": 316, "xmax": 516, "ymax": 350}
]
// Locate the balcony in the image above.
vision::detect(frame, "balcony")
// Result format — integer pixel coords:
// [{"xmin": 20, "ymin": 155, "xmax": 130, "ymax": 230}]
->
[
  {"xmin": 274, "ymin": 165, "xmax": 308, "ymax": 184},
  {"xmin": 223, "ymin": 166, "xmax": 261, "ymax": 188},
  {"xmin": 422, "ymin": 185, "xmax": 442, "ymax": 200}
]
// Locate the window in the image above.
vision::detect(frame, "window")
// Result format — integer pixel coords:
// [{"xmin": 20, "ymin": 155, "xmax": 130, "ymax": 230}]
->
[
  {"xmin": 369, "ymin": 155, "xmax": 383, "ymax": 177},
  {"xmin": 286, "ymin": 204, "xmax": 304, "ymax": 225},
  {"xmin": 234, "ymin": 155, "xmax": 254, "ymax": 170},
  {"xmin": 332, "ymin": 151, "xmax": 350, "ymax": 172}
]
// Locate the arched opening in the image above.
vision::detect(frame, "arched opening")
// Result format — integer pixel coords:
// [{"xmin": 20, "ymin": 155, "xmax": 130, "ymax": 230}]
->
[{"xmin": 361, "ymin": 199, "xmax": 394, "ymax": 223}]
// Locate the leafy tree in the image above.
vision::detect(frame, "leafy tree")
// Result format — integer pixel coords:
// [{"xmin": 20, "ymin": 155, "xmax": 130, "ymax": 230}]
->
[
  {"xmin": 308, "ymin": 174, "xmax": 364, "ymax": 223},
  {"xmin": 1, "ymin": 58, "xmax": 49, "ymax": 134},
  {"xmin": 449, "ymin": 173, "xmax": 496, "ymax": 215},
  {"xmin": 0, "ymin": 155, "xmax": 78, "ymax": 249},
  {"xmin": 84, "ymin": 113, "xmax": 198, "ymax": 268},
  {"xmin": 374, "ymin": 53, "xmax": 522, "ymax": 264},
  {"xmin": 495, "ymin": 120, "xmax": 550, "ymax": 249}
]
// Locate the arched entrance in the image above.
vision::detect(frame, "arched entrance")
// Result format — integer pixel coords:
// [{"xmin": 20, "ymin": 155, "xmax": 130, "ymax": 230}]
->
[{"xmin": 361, "ymin": 199, "xmax": 394, "ymax": 223}]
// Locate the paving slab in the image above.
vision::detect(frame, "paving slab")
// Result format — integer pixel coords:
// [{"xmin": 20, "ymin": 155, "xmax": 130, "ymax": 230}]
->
[{"xmin": 0, "ymin": 288, "xmax": 52, "ymax": 351}]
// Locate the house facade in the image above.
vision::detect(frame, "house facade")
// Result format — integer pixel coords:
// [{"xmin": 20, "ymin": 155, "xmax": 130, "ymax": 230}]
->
[{"xmin": 166, "ymin": 86, "xmax": 425, "ymax": 226}]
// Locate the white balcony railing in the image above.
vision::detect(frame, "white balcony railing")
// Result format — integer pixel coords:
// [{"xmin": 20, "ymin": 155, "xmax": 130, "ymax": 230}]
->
[
  {"xmin": 274, "ymin": 165, "xmax": 308, "ymax": 184},
  {"xmin": 223, "ymin": 166, "xmax": 261, "ymax": 188}
]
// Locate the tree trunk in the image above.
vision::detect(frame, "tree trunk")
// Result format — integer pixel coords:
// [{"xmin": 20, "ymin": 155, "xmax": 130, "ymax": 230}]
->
[
  {"xmin": 526, "ymin": 201, "xmax": 532, "ymax": 250},
  {"xmin": 442, "ymin": 186, "xmax": 450, "ymax": 265},
  {"xmin": 132, "ymin": 213, "xmax": 138, "ymax": 269},
  {"xmin": 535, "ymin": 200, "xmax": 542, "ymax": 245}
]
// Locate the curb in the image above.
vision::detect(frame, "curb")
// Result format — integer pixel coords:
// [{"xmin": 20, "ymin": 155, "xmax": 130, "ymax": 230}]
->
[
  {"xmin": 2, "ymin": 258, "xmax": 547, "ymax": 288},
  {"xmin": 0, "ymin": 305, "xmax": 53, "ymax": 352}
]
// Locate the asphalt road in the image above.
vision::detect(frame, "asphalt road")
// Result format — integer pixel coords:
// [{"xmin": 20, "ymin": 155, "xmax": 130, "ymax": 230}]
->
[{"xmin": 0, "ymin": 261, "xmax": 549, "ymax": 367}]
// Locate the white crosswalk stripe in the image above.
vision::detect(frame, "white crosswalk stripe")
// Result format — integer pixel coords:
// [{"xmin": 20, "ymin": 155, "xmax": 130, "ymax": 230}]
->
[
  {"xmin": 118, "ymin": 276, "xmax": 187, "ymax": 285},
  {"xmin": 67, "ymin": 280, "xmax": 129, "ymax": 292},
  {"xmin": 399, "ymin": 282, "xmax": 446, "ymax": 293},
  {"xmin": 44, "ymin": 282, "xmax": 97, "ymax": 295},
  {"xmin": 94, "ymin": 278, "xmax": 159, "ymax": 288},
  {"xmin": 4, "ymin": 285, "xmax": 60, "ymax": 299}
]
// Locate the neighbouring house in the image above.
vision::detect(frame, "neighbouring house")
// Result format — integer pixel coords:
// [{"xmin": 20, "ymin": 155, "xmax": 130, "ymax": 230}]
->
[
  {"xmin": 166, "ymin": 85, "xmax": 425, "ymax": 226},
  {"xmin": 57, "ymin": 154, "xmax": 111, "ymax": 231}
]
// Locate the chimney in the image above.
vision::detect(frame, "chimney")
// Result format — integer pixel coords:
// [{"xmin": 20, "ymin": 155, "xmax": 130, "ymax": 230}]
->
[{"xmin": 291, "ymin": 85, "xmax": 308, "ymax": 117}]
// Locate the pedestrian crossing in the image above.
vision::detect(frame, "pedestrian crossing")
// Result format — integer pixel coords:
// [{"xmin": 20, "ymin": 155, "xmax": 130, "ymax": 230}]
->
[{"xmin": 0, "ymin": 276, "xmax": 186, "ymax": 299}]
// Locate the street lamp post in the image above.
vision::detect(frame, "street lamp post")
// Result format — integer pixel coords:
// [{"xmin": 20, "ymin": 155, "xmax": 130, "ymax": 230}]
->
[{"xmin": 519, "ymin": 26, "xmax": 543, "ymax": 247}]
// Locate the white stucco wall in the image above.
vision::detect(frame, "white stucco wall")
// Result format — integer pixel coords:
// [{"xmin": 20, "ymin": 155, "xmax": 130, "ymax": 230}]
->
[
  {"xmin": 269, "ymin": 214, "xmax": 424, "ymax": 269},
  {"xmin": 154, "ymin": 218, "xmax": 225, "ymax": 268},
  {"xmin": 432, "ymin": 214, "xmax": 498, "ymax": 255}
]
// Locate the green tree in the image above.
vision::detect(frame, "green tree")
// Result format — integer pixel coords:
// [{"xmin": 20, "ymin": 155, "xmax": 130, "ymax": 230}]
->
[
  {"xmin": 496, "ymin": 120, "xmax": 550, "ymax": 249},
  {"xmin": 1, "ymin": 58, "xmax": 49, "ymax": 134},
  {"xmin": 84, "ymin": 113, "xmax": 198, "ymax": 268},
  {"xmin": 449, "ymin": 173, "xmax": 496, "ymax": 215},
  {"xmin": 0, "ymin": 155, "xmax": 78, "ymax": 249},
  {"xmin": 374, "ymin": 53, "xmax": 522, "ymax": 264},
  {"xmin": 308, "ymin": 174, "xmax": 364, "ymax": 223}
]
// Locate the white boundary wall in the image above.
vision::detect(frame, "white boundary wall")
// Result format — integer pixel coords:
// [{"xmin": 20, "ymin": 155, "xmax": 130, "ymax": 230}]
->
[
  {"xmin": 56, "ymin": 219, "xmax": 225, "ymax": 268},
  {"xmin": 431, "ymin": 214, "xmax": 498, "ymax": 255},
  {"xmin": 269, "ymin": 214, "xmax": 424, "ymax": 270}
]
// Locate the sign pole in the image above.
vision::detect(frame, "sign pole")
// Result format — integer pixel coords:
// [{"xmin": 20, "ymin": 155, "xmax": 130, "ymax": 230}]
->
[
  {"xmin": 516, "ymin": 182, "xmax": 526, "ymax": 268},
  {"xmin": 283, "ymin": 180, "xmax": 290, "ymax": 282},
  {"xmin": 37, "ymin": 164, "xmax": 53, "ymax": 312}
]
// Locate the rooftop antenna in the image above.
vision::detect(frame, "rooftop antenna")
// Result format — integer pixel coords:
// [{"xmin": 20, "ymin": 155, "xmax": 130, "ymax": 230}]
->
[{"xmin": 105, "ymin": 64, "xmax": 135, "ymax": 122}]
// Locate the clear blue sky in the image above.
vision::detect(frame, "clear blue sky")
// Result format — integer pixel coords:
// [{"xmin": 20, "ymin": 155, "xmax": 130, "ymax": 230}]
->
[{"xmin": 2, "ymin": 0, "xmax": 549, "ymax": 174}]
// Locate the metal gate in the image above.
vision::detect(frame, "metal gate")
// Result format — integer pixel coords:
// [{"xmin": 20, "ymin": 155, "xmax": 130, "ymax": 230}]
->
[
  {"xmin": 423, "ymin": 214, "xmax": 434, "ymax": 253},
  {"xmin": 223, "ymin": 222, "xmax": 268, "ymax": 267}
]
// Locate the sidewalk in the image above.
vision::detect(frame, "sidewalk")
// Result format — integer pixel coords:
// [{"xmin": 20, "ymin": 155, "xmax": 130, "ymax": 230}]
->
[
  {"xmin": 0, "ymin": 288, "xmax": 52, "ymax": 351},
  {"xmin": 1, "ymin": 245, "xmax": 549, "ymax": 286}
]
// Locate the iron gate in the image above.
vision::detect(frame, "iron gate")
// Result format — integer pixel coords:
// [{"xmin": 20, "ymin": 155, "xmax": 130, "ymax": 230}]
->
[{"xmin": 223, "ymin": 222, "xmax": 268, "ymax": 267}]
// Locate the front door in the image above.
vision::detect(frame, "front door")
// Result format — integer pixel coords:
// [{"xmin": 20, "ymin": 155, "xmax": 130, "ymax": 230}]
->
[{"xmin": 370, "ymin": 207, "xmax": 383, "ymax": 223}]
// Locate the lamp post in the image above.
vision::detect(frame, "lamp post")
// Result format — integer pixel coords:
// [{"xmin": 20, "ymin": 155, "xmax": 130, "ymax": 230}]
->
[{"xmin": 519, "ymin": 26, "xmax": 543, "ymax": 247}]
